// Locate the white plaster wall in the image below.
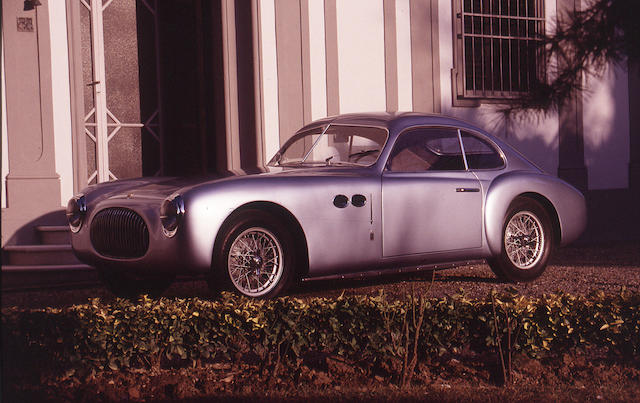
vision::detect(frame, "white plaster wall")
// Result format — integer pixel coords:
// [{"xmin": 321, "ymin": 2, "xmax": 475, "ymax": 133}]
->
[
  {"xmin": 49, "ymin": 2, "xmax": 74, "ymax": 204},
  {"xmin": 259, "ymin": 0, "xmax": 280, "ymax": 162},
  {"xmin": 437, "ymin": 0, "xmax": 560, "ymax": 175},
  {"xmin": 308, "ymin": 0, "xmax": 327, "ymax": 121},
  {"xmin": 2, "ymin": 34, "xmax": 8, "ymax": 209},
  {"xmin": 336, "ymin": 0, "xmax": 386, "ymax": 113},
  {"xmin": 395, "ymin": 0, "xmax": 413, "ymax": 112},
  {"xmin": 583, "ymin": 65, "xmax": 630, "ymax": 189}
]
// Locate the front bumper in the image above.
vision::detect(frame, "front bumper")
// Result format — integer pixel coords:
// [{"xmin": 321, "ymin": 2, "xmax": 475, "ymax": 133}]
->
[{"xmin": 70, "ymin": 197, "xmax": 211, "ymax": 275}]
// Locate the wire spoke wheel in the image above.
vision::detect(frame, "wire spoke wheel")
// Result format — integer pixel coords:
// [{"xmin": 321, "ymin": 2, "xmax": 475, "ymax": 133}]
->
[
  {"xmin": 227, "ymin": 227, "xmax": 284, "ymax": 297},
  {"xmin": 504, "ymin": 211, "xmax": 545, "ymax": 269}
]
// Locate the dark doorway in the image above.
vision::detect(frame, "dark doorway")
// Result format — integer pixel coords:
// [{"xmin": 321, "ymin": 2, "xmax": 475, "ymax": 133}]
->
[{"xmin": 149, "ymin": 0, "xmax": 226, "ymax": 176}]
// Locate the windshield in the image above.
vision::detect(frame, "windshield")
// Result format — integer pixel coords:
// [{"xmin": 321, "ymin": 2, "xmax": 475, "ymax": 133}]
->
[{"xmin": 268, "ymin": 124, "xmax": 388, "ymax": 167}]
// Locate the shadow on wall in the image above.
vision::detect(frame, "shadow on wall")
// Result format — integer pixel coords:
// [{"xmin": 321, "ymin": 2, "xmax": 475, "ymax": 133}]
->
[
  {"xmin": 443, "ymin": 80, "xmax": 639, "ymax": 242},
  {"xmin": 449, "ymin": 104, "xmax": 560, "ymax": 175},
  {"xmin": 582, "ymin": 65, "xmax": 631, "ymax": 190}
]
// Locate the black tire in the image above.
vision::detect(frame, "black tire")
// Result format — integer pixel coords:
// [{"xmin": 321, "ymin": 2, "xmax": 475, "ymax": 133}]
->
[
  {"xmin": 97, "ymin": 267, "xmax": 175, "ymax": 298},
  {"xmin": 488, "ymin": 197, "xmax": 554, "ymax": 282},
  {"xmin": 210, "ymin": 209, "xmax": 295, "ymax": 298}
]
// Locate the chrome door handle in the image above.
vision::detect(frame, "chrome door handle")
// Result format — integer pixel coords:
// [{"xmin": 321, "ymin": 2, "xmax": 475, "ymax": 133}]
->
[{"xmin": 456, "ymin": 188, "xmax": 479, "ymax": 193}]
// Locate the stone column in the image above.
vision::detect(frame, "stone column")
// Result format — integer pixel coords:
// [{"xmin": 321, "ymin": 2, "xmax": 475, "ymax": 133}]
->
[{"xmin": 2, "ymin": 0, "xmax": 62, "ymax": 245}]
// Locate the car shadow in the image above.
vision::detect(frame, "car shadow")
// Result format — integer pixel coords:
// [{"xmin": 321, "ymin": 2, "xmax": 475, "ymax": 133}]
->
[{"xmin": 290, "ymin": 266, "xmax": 503, "ymax": 297}]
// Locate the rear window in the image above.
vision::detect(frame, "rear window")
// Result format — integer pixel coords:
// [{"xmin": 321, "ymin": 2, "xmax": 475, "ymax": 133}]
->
[{"xmin": 460, "ymin": 131, "xmax": 504, "ymax": 169}]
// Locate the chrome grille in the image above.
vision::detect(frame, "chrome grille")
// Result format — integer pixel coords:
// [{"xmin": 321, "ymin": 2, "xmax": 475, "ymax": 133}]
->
[{"xmin": 90, "ymin": 208, "xmax": 149, "ymax": 258}]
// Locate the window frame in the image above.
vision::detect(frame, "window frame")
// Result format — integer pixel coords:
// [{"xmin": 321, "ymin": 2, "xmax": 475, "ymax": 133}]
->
[
  {"xmin": 459, "ymin": 129, "xmax": 506, "ymax": 170},
  {"xmin": 270, "ymin": 124, "xmax": 390, "ymax": 168},
  {"xmin": 385, "ymin": 126, "xmax": 506, "ymax": 172},
  {"xmin": 385, "ymin": 126, "xmax": 468, "ymax": 173},
  {"xmin": 451, "ymin": 0, "xmax": 546, "ymax": 106}
]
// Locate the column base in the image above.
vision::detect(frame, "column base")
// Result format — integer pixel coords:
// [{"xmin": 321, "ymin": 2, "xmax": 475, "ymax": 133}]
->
[
  {"xmin": 557, "ymin": 166, "xmax": 588, "ymax": 192},
  {"xmin": 629, "ymin": 161, "xmax": 640, "ymax": 192},
  {"xmin": 2, "ymin": 176, "xmax": 63, "ymax": 246}
]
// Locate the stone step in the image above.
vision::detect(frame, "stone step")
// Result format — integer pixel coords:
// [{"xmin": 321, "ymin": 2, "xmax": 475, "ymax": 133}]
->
[
  {"xmin": 36, "ymin": 225, "xmax": 71, "ymax": 245},
  {"xmin": 1, "ymin": 264, "xmax": 99, "ymax": 291},
  {"xmin": 3, "ymin": 244, "xmax": 81, "ymax": 266}
]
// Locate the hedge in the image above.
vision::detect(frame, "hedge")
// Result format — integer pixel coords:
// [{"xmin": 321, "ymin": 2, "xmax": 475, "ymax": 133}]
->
[{"xmin": 2, "ymin": 289, "xmax": 639, "ymax": 376}]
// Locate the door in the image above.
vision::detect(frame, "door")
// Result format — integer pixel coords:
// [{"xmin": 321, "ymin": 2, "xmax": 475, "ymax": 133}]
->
[
  {"xmin": 80, "ymin": 0, "xmax": 162, "ymax": 184},
  {"xmin": 382, "ymin": 127, "xmax": 482, "ymax": 257}
]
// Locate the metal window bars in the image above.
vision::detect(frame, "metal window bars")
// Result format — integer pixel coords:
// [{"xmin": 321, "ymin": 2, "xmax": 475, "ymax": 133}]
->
[{"xmin": 459, "ymin": 0, "xmax": 545, "ymax": 98}]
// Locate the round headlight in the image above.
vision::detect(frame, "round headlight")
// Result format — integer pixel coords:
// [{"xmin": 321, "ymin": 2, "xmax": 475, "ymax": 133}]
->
[
  {"xmin": 160, "ymin": 195, "xmax": 185, "ymax": 237},
  {"xmin": 66, "ymin": 195, "xmax": 87, "ymax": 233}
]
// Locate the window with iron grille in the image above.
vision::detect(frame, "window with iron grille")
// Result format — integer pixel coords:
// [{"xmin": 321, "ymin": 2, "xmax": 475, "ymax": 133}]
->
[{"xmin": 453, "ymin": 0, "xmax": 545, "ymax": 103}]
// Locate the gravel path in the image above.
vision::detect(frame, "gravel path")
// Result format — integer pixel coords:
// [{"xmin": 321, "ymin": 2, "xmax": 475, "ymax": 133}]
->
[{"xmin": 3, "ymin": 241, "xmax": 639, "ymax": 309}]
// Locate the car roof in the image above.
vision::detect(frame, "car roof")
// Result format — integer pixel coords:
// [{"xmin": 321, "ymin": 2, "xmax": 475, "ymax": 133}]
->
[
  {"xmin": 297, "ymin": 112, "xmax": 487, "ymax": 137},
  {"xmin": 293, "ymin": 112, "xmax": 541, "ymax": 173}
]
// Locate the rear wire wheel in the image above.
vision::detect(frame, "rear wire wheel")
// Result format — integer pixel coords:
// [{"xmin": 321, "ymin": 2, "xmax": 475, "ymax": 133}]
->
[
  {"xmin": 213, "ymin": 210, "xmax": 295, "ymax": 298},
  {"xmin": 488, "ymin": 197, "xmax": 554, "ymax": 282}
]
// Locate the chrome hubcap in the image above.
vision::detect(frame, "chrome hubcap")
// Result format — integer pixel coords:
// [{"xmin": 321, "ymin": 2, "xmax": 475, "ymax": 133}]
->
[
  {"xmin": 505, "ymin": 211, "xmax": 544, "ymax": 269},
  {"xmin": 228, "ymin": 227, "xmax": 283, "ymax": 296}
]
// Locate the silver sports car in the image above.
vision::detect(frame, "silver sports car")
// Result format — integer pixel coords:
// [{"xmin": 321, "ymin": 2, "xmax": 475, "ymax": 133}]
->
[{"xmin": 67, "ymin": 112, "xmax": 586, "ymax": 298}]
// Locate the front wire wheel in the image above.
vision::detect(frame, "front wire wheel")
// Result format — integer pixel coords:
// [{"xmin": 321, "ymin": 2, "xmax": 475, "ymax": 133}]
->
[
  {"xmin": 213, "ymin": 209, "xmax": 295, "ymax": 298},
  {"xmin": 489, "ymin": 198, "xmax": 554, "ymax": 282},
  {"xmin": 227, "ymin": 227, "xmax": 284, "ymax": 297}
]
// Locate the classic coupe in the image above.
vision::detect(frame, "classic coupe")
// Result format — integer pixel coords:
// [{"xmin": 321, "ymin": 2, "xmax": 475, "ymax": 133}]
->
[{"xmin": 68, "ymin": 112, "xmax": 586, "ymax": 298}]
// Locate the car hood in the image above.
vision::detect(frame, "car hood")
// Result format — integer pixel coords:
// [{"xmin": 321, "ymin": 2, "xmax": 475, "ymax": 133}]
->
[
  {"xmin": 81, "ymin": 166, "xmax": 376, "ymax": 203},
  {"xmin": 80, "ymin": 174, "xmax": 234, "ymax": 202}
]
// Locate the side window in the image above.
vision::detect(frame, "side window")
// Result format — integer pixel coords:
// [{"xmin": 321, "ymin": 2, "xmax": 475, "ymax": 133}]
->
[
  {"xmin": 460, "ymin": 131, "xmax": 504, "ymax": 169},
  {"xmin": 388, "ymin": 128, "xmax": 465, "ymax": 172}
]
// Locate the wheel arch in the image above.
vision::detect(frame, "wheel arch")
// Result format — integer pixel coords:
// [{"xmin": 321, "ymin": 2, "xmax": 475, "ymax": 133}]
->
[
  {"xmin": 485, "ymin": 175, "xmax": 563, "ymax": 256},
  {"xmin": 212, "ymin": 201, "xmax": 310, "ymax": 278},
  {"xmin": 517, "ymin": 192, "xmax": 561, "ymax": 246}
]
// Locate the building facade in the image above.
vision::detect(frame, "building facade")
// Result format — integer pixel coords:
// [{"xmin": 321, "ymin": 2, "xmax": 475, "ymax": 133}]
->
[{"xmin": 2, "ymin": 0, "xmax": 639, "ymax": 250}]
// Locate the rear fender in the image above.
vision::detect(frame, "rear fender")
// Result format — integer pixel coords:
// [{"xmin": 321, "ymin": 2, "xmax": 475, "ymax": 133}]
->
[{"xmin": 485, "ymin": 172, "xmax": 586, "ymax": 255}]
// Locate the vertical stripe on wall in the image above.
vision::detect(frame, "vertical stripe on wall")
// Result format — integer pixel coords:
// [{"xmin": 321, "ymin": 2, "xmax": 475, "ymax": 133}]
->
[
  {"xmin": 583, "ymin": 65, "xmax": 629, "ymax": 189},
  {"xmin": 1, "ymin": 34, "xmax": 7, "ymax": 208},
  {"xmin": 65, "ymin": 0, "xmax": 88, "ymax": 193},
  {"xmin": 259, "ymin": 0, "xmax": 280, "ymax": 161},
  {"xmin": 336, "ymin": 0, "xmax": 386, "ymax": 113},
  {"xmin": 395, "ymin": 0, "xmax": 413, "ymax": 111},
  {"xmin": 308, "ymin": 0, "xmax": 327, "ymax": 121},
  {"xmin": 324, "ymin": 0, "xmax": 340, "ymax": 116},
  {"xmin": 556, "ymin": 0, "xmax": 587, "ymax": 190},
  {"xmin": 221, "ymin": 0, "xmax": 241, "ymax": 170},
  {"xmin": 252, "ymin": 0, "xmax": 265, "ymax": 165},
  {"xmin": 300, "ymin": 0, "xmax": 312, "ymax": 124},
  {"xmin": 274, "ymin": 0, "xmax": 305, "ymax": 144},
  {"xmin": 49, "ymin": 2, "xmax": 73, "ymax": 204},
  {"xmin": 410, "ymin": 0, "xmax": 440, "ymax": 113},
  {"xmin": 383, "ymin": 0, "xmax": 398, "ymax": 112}
]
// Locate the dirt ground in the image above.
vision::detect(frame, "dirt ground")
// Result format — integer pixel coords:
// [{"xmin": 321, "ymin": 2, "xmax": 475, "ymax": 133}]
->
[
  {"xmin": 4, "ymin": 345, "xmax": 640, "ymax": 402},
  {"xmin": 2, "ymin": 241, "xmax": 640, "ymax": 402},
  {"xmin": 3, "ymin": 241, "xmax": 639, "ymax": 309},
  {"xmin": 7, "ymin": 350, "xmax": 640, "ymax": 402}
]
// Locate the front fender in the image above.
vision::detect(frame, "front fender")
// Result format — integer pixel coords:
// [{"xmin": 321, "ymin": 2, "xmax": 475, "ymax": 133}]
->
[
  {"xmin": 485, "ymin": 171, "xmax": 587, "ymax": 255},
  {"xmin": 177, "ymin": 174, "xmax": 382, "ymax": 275}
]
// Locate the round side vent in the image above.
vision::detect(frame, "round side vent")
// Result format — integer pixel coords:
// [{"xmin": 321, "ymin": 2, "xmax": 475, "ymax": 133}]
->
[
  {"xmin": 351, "ymin": 194, "xmax": 367, "ymax": 207},
  {"xmin": 333, "ymin": 195, "xmax": 349, "ymax": 208}
]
